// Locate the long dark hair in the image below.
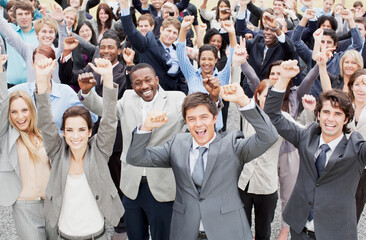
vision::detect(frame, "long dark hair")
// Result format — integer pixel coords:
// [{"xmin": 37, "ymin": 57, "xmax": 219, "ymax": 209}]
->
[
  {"xmin": 76, "ymin": 21, "xmax": 97, "ymax": 45},
  {"xmin": 97, "ymin": 3, "xmax": 113, "ymax": 33},
  {"xmin": 215, "ymin": 0, "xmax": 231, "ymax": 21}
]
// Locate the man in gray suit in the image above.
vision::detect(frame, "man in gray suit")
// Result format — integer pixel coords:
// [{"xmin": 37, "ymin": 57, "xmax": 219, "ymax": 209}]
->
[
  {"xmin": 78, "ymin": 63, "xmax": 222, "ymax": 240},
  {"xmin": 126, "ymin": 83, "xmax": 279, "ymax": 240},
  {"xmin": 264, "ymin": 60, "xmax": 366, "ymax": 240}
]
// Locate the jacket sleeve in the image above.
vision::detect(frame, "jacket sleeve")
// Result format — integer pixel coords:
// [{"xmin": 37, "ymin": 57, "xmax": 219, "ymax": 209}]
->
[
  {"xmin": 241, "ymin": 62, "xmax": 260, "ymax": 93},
  {"xmin": 121, "ymin": 14, "xmax": 151, "ymax": 53},
  {"xmin": 0, "ymin": 72, "xmax": 9, "ymax": 137},
  {"xmin": 176, "ymin": 0, "xmax": 189, "ymax": 12},
  {"xmin": 291, "ymin": 25, "xmax": 313, "ymax": 66}
]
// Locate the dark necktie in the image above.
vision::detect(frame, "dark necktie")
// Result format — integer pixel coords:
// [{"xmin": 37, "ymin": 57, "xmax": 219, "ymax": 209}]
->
[
  {"xmin": 192, "ymin": 147, "xmax": 207, "ymax": 193},
  {"xmin": 165, "ymin": 48, "xmax": 172, "ymax": 66},
  {"xmin": 309, "ymin": 144, "xmax": 331, "ymax": 221}
]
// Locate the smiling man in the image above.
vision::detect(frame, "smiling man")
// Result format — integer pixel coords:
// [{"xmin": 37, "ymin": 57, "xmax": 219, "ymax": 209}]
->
[
  {"xmin": 125, "ymin": 82, "xmax": 278, "ymax": 240},
  {"xmin": 119, "ymin": 0, "xmax": 188, "ymax": 94},
  {"xmin": 264, "ymin": 60, "xmax": 366, "ymax": 240},
  {"xmin": 79, "ymin": 63, "xmax": 222, "ymax": 240}
]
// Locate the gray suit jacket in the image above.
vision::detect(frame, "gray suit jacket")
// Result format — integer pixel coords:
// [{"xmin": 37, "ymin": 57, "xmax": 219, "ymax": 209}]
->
[
  {"xmin": 126, "ymin": 105, "xmax": 278, "ymax": 240},
  {"xmin": 36, "ymin": 85, "xmax": 123, "ymax": 228},
  {"xmin": 264, "ymin": 88, "xmax": 366, "ymax": 240},
  {"xmin": 81, "ymin": 87, "xmax": 186, "ymax": 202},
  {"xmin": 0, "ymin": 72, "xmax": 21, "ymax": 206}
]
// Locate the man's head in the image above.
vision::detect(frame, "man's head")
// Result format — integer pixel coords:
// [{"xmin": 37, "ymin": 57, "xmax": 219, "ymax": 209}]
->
[
  {"xmin": 355, "ymin": 17, "xmax": 366, "ymax": 40},
  {"xmin": 314, "ymin": 89, "xmax": 354, "ymax": 141},
  {"xmin": 34, "ymin": 17, "xmax": 58, "ymax": 46},
  {"xmin": 273, "ymin": 0, "xmax": 285, "ymax": 16},
  {"xmin": 13, "ymin": 0, "xmax": 34, "ymax": 31},
  {"xmin": 323, "ymin": 0, "xmax": 334, "ymax": 14},
  {"xmin": 151, "ymin": 0, "xmax": 164, "ymax": 11},
  {"xmin": 321, "ymin": 29, "xmax": 338, "ymax": 50},
  {"xmin": 318, "ymin": 15, "xmax": 337, "ymax": 31},
  {"xmin": 130, "ymin": 63, "xmax": 159, "ymax": 102},
  {"xmin": 182, "ymin": 92, "xmax": 218, "ymax": 146},
  {"xmin": 162, "ymin": 2, "xmax": 179, "ymax": 19},
  {"xmin": 138, "ymin": 14, "xmax": 155, "ymax": 36},
  {"xmin": 263, "ymin": 24, "xmax": 279, "ymax": 48},
  {"xmin": 99, "ymin": 30, "xmax": 121, "ymax": 65},
  {"xmin": 160, "ymin": 17, "xmax": 181, "ymax": 47}
]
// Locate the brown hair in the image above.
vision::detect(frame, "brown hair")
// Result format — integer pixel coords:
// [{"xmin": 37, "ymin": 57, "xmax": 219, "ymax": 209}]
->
[
  {"xmin": 161, "ymin": 17, "xmax": 181, "ymax": 32},
  {"xmin": 314, "ymin": 89, "xmax": 354, "ymax": 134},
  {"xmin": 138, "ymin": 14, "xmax": 155, "ymax": 27},
  {"xmin": 254, "ymin": 79, "xmax": 275, "ymax": 106},
  {"xmin": 13, "ymin": 0, "xmax": 34, "ymax": 19},
  {"xmin": 97, "ymin": 3, "xmax": 113, "ymax": 33},
  {"xmin": 32, "ymin": 45, "xmax": 56, "ymax": 62},
  {"xmin": 9, "ymin": 90, "xmax": 43, "ymax": 161},
  {"xmin": 61, "ymin": 106, "xmax": 93, "ymax": 131},
  {"xmin": 34, "ymin": 17, "xmax": 58, "ymax": 36},
  {"xmin": 182, "ymin": 92, "xmax": 218, "ymax": 120},
  {"xmin": 348, "ymin": 69, "xmax": 366, "ymax": 102}
]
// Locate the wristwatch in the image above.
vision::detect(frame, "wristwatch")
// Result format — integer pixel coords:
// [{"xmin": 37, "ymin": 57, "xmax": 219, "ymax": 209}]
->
[{"xmin": 270, "ymin": 25, "xmax": 280, "ymax": 31}]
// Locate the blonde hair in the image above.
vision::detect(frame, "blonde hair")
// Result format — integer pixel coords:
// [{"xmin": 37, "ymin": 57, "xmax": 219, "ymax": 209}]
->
[
  {"xmin": 340, "ymin": 49, "xmax": 364, "ymax": 77},
  {"xmin": 9, "ymin": 91, "xmax": 43, "ymax": 162},
  {"xmin": 63, "ymin": 6, "xmax": 78, "ymax": 30},
  {"xmin": 34, "ymin": 17, "xmax": 58, "ymax": 36}
]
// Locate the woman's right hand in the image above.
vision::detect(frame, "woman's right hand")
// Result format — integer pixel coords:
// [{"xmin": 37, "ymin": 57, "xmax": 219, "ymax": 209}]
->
[{"xmin": 35, "ymin": 58, "xmax": 58, "ymax": 94}]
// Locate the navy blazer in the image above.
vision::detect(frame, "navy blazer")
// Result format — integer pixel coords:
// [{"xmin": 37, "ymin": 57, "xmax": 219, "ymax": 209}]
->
[{"xmin": 121, "ymin": 14, "xmax": 188, "ymax": 94}]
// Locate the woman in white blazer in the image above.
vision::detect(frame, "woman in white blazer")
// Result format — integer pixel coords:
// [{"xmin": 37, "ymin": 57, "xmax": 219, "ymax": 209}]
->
[{"xmin": 0, "ymin": 53, "xmax": 50, "ymax": 239}]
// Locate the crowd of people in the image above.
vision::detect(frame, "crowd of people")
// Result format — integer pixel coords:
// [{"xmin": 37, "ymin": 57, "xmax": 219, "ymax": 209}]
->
[{"xmin": 0, "ymin": 0, "xmax": 366, "ymax": 239}]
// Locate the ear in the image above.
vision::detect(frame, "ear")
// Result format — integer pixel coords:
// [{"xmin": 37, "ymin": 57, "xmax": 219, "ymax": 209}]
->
[
  {"xmin": 213, "ymin": 114, "xmax": 218, "ymax": 124},
  {"xmin": 155, "ymin": 76, "xmax": 159, "ymax": 85},
  {"xmin": 88, "ymin": 129, "xmax": 92, "ymax": 137},
  {"xmin": 118, "ymin": 48, "xmax": 122, "ymax": 56},
  {"xmin": 344, "ymin": 117, "xmax": 349, "ymax": 125},
  {"xmin": 160, "ymin": 26, "xmax": 164, "ymax": 34}
]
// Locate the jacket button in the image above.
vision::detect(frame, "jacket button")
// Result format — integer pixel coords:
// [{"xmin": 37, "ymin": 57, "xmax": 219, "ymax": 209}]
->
[
  {"xmin": 199, "ymin": 198, "xmax": 205, "ymax": 201},
  {"xmin": 316, "ymin": 183, "xmax": 320, "ymax": 187},
  {"xmin": 96, "ymin": 195, "xmax": 99, "ymax": 200}
]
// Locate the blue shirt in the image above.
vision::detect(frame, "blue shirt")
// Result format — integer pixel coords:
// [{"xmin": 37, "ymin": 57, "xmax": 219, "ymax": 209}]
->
[
  {"xmin": 9, "ymin": 80, "xmax": 98, "ymax": 132},
  {"xmin": 176, "ymin": 41, "xmax": 234, "ymax": 130},
  {"xmin": 301, "ymin": 6, "xmax": 333, "ymax": 19}
]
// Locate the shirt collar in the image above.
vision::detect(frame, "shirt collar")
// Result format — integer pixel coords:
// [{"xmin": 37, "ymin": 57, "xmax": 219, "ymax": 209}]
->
[
  {"xmin": 196, "ymin": 68, "xmax": 219, "ymax": 76},
  {"xmin": 192, "ymin": 133, "xmax": 217, "ymax": 150},
  {"xmin": 139, "ymin": 89, "xmax": 159, "ymax": 105},
  {"xmin": 319, "ymin": 133, "xmax": 344, "ymax": 152},
  {"xmin": 15, "ymin": 23, "xmax": 34, "ymax": 34}
]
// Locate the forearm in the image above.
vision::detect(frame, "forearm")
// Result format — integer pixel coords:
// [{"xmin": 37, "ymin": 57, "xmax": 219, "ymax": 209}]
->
[
  {"xmin": 241, "ymin": 61, "xmax": 260, "ymax": 93},
  {"xmin": 319, "ymin": 65, "xmax": 332, "ymax": 92},
  {"xmin": 296, "ymin": 65, "xmax": 319, "ymax": 99},
  {"xmin": 79, "ymin": 89, "xmax": 104, "ymax": 116}
]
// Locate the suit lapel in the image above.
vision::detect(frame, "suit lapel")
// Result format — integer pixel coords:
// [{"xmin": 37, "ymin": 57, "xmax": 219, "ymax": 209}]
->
[
  {"xmin": 319, "ymin": 135, "xmax": 347, "ymax": 180},
  {"xmin": 62, "ymin": 149, "xmax": 71, "ymax": 193},
  {"xmin": 201, "ymin": 134, "xmax": 222, "ymax": 191},
  {"xmin": 308, "ymin": 134, "xmax": 320, "ymax": 180},
  {"xmin": 8, "ymin": 127, "xmax": 20, "ymax": 173},
  {"xmin": 181, "ymin": 137, "xmax": 198, "ymax": 195}
]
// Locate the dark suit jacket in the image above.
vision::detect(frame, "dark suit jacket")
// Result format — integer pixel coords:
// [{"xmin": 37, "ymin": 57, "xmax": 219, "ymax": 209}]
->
[
  {"xmin": 121, "ymin": 14, "xmax": 188, "ymax": 94},
  {"xmin": 59, "ymin": 59, "xmax": 131, "ymax": 152},
  {"xmin": 264, "ymin": 88, "xmax": 366, "ymax": 240},
  {"xmin": 55, "ymin": 0, "xmax": 99, "ymax": 12}
]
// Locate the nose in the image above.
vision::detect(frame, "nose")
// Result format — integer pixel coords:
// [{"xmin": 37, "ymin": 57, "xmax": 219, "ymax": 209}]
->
[{"xmin": 141, "ymin": 81, "xmax": 149, "ymax": 89}]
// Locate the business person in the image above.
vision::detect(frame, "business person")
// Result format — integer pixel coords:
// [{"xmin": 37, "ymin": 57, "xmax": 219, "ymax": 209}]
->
[
  {"xmin": 126, "ymin": 83, "xmax": 278, "ymax": 240},
  {"xmin": 264, "ymin": 60, "xmax": 366, "ymax": 240}
]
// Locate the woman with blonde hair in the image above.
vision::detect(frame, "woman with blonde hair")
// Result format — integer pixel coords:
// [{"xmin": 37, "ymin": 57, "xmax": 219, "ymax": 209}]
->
[
  {"xmin": 0, "ymin": 52, "xmax": 50, "ymax": 239},
  {"xmin": 63, "ymin": 6, "xmax": 78, "ymax": 33}
]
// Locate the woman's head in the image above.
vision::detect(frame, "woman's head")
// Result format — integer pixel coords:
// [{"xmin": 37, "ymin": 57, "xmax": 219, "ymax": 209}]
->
[
  {"xmin": 254, "ymin": 79, "xmax": 275, "ymax": 109},
  {"xmin": 61, "ymin": 106, "xmax": 93, "ymax": 151},
  {"xmin": 203, "ymin": 28, "xmax": 227, "ymax": 52},
  {"xmin": 198, "ymin": 44, "xmax": 218, "ymax": 75},
  {"xmin": 340, "ymin": 50, "xmax": 363, "ymax": 78},
  {"xmin": 32, "ymin": 45, "xmax": 56, "ymax": 63},
  {"xmin": 6, "ymin": 1, "xmax": 16, "ymax": 23},
  {"xmin": 265, "ymin": 60, "xmax": 283, "ymax": 81},
  {"xmin": 9, "ymin": 90, "xmax": 36, "ymax": 132},
  {"xmin": 348, "ymin": 69, "xmax": 366, "ymax": 102},
  {"xmin": 63, "ymin": 7, "xmax": 78, "ymax": 30},
  {"xmin": 97, "ymin": 3, "xmax": 113, "ymax": 30},
  {"xmin": 216, "ymin": 0, "xmax": 231, "ymax": 21},
  {"xmin": 67, "ymin": 0, "xmax": 81, "ymax": 9},
  {"xmin": 76, "ymin": 22, "xmax": 97, "ymax": 45}
]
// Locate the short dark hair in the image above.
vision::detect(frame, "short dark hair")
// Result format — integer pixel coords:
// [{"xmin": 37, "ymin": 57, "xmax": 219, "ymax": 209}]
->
[
  {"xmin": 13, "ymin": 0, "xmax": 34, "ymax": 19},
  {"xmin": 323, "ymin": 29, "xmax": 338, "ymax": 46},
  {"xmin": 354, "ymin": 1, "xmax": 363, "ymax": 8},
  {"xmin": 203, "ymin": 28, "xmax": 227, "ymax": 51},
  {"xmin": 318, "ymin": 15, "xmax": 337, "ymax": 31},
  {"xmin": 182, "ymin": 92, "xmax": 218, "ymax": 120},
  {"xmin": 100, "ymin": 29, "xmax": 121, "ymax": 49},
  {"xmin": 314, "ymin": 89, "xmax": 354, "ymax": 134},
  {"xmin": 348, "ymin": 69, "xmax": 366, "ymax": 102},
  {"xmin": 138, "ymin": 13, "xmax": 155, "ymax": 27},
  {"xmin": 198, "ymin": 44, "xmax": 218, "ymax": 67},
  {"xmin": 130, "ymin": 63, "xmax": 157, "ymax": 82},
  {"xmin": 61, "ymin": 106, "xmax": 93, "ymax": 131},
  {"xmin": 355, "ymin": 17, "xmax": 366, "ymax": 30},
  {"xmin": 76, "ymin": 21, "xmax": 97, "ymax": 45}
]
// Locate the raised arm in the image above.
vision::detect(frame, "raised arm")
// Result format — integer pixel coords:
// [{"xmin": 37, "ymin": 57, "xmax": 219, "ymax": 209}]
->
[
  {"xmin": 220, "ymin": 83, "xmax": 278, "ymax": 163},
  {"xmin": 199, "ymin": 0, "xmax": 215, "ymax": 22},
  {"xmin": 0, "ymin": 53, "xmax": 9, "ymax": 137},
  {"xmin": 88, "ymin": 58, "xmax": 118, "ymax": 158},
  {"xmin": 34, "ymin": 58, "xmax": 63, "ymax": 161}
]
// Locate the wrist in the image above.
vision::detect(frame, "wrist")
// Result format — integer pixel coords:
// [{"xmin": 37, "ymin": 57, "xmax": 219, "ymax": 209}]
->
[
  {"xmin": 270, "ymin": 25, "xmax": 279, "ymax": 31},
  {"xmin": 82, "ymin": 88, "xmax": 91, "ymax": 94},
  {"xmin": 236, "ymin": 97, "xmax": 250, "ymax": 108},
  {"xmin": 141, "ymin": 124, "xmax": 152, "ymax": 132}
]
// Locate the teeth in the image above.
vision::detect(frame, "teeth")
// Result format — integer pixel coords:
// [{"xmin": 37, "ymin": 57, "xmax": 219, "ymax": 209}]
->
[{"xmin": 143, "ymin": 90, "xmax": 152, "ymax": 96}]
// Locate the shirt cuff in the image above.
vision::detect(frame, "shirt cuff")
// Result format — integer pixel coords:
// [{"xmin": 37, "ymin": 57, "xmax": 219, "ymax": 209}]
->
[
  {"xmin": 62, "ymin": 53, "xmax": 72, "ymax": 63},
  {"xmin": 272, "ymin": 88, "xmax": 286, "ymax": 93},
  {"xmin": 136, "ymin": 124, "xmax": 152, "ymax": 134},
  {"xmin": 120, "ymin": 8, "xmax": 130, "ymax": 16},
  {"xmin": 238, "ymin": 99, "xmax": 255, "ymax": 111},
  {"xmin": 277, "ymin": 32, "xmax": 285, "ymax": 43}
]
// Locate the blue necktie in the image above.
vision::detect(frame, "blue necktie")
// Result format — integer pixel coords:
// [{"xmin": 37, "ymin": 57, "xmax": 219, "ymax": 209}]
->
[
  {"xmin": 192, "ymin": 147, "xmax": 207, "ymax": 193},
  {"xmin": 165, "ymin": 47, "xmax": 179, "ymax": 76},
  {"xmin": 309, "ymin": 144, "xmax": 331, "ymax": 221}
]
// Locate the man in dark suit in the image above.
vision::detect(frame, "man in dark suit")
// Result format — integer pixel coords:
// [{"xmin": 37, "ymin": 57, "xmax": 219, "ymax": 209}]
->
[
  {"xmin": 264, "ymin": 60, "xmax": 366, "ymax": 240},
  {"xmin": 59, "ymin": 29, "xmax": 132, "ymax": 239},
  {"xmin": 119, "ymin": 0, "xmax": 188, "ymax": 94},
  {"xmin": 126, "ymin": 83, "xmax": 278, "ymax": 240}
]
